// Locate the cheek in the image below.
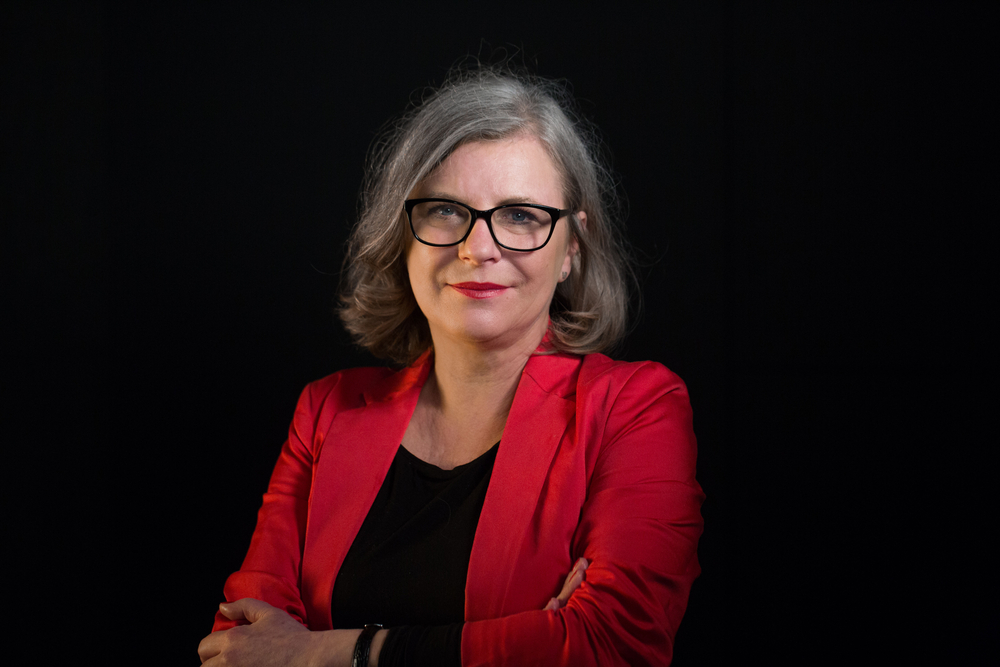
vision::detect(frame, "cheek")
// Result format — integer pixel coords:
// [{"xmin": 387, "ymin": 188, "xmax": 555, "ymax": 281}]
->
[
  {"xmin": 407, "ymin": 258, "xmax": 428, "ymax": 299},
  {"xmin": 526, "ymin": 254, "xmax": 564, "ymax": 295},
  {"xmin": 404, "ymin": 246, "xmax": 443, "ymax": 304},
  {"xmin": 404, "ymin": 247, "xmax": 423, "ymax": 297}
]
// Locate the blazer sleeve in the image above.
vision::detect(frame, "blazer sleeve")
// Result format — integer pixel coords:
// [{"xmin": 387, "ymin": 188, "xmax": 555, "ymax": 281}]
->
[
  {"xmin": 211, "ymin": 380, "xmax": 326, "ymax": 632},
  {"xmin": 462, "ymin": 362, "xmax": 704, "ymax": 666}
]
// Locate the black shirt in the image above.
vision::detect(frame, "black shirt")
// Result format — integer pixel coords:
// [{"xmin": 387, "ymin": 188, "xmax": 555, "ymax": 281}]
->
[{"xmin": 331, "ymin": 442, "xmax": 499, "ymax": 667}]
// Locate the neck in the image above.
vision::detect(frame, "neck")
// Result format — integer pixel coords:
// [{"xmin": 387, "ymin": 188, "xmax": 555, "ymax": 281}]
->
[
  {"xmin": 427, "ymin": 319, "xmax": 547, "ymax": 410},
  {"xmin": 427, "ymin": 344, "xmax": 528, "ymax": 436},
  {"xmin": 403, "ymin": 322, "xmax": 546, "ymax": 469}
]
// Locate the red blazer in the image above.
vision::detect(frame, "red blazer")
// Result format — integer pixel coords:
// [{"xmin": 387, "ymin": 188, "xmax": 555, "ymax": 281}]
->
[{"xmin": 213, "ymin": 349, "xmax": 704, "ymax": 666}]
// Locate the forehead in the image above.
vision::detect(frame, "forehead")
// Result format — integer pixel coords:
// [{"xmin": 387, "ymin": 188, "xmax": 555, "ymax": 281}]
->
[{"xmin": 416, "ymin": 134, "xmax": 566, "ymax": 207}]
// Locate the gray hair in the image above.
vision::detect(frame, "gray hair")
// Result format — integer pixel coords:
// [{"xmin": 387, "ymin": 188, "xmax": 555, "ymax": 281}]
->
[{"xmin": 339, "ymin": 66, "xmax": 634, "ymax": 364}]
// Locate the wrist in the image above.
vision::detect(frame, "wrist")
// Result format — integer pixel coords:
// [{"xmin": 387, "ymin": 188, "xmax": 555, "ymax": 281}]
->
[
  {"xmin": 352, "ymin": 624, "xmax": 384, "ymax": 667},
  {"xmin": 310, "ymin": 628, "xmax": 363, "ymax": 667},
  {"xmin": 368, "ymin": 629, "xmax": 388, "ymax": 667}
]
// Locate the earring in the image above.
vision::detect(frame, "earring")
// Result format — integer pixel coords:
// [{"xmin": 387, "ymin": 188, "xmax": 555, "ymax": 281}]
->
[{"xmin": 561, "ymin": 271, "xmax": 568, "ymax": 281}]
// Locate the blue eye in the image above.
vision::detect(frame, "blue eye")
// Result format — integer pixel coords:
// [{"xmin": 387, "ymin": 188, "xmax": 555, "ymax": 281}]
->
[{"xmin": 498, "ymin": 207, "xmax": 542, "ymax": 226}]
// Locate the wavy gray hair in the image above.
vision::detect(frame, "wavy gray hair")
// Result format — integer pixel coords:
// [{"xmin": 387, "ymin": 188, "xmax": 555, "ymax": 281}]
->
[{"xmin": 339, "ymin": 67, "xmax": 633, "ymax": 364}]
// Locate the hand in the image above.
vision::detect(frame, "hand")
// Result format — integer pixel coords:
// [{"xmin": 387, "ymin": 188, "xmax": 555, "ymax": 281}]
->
[
  {"xmin": 198, "ymin": 598, "xmax": 361, "ymax": 667},
  {"xmin": 544, "ymin": 557, "xmax": 589, "ymax": 611}
]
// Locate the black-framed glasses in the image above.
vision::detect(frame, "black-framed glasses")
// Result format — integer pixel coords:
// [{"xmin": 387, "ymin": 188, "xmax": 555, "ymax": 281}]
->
[{"xmin": 404, "ymin": 198, "xmax": 571, "ymax": 252}]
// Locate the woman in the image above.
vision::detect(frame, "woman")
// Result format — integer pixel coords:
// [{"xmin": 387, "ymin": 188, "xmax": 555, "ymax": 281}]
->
[{"xmin": 199, "ymin": 67, "xmax": 703, "ymax": 666}]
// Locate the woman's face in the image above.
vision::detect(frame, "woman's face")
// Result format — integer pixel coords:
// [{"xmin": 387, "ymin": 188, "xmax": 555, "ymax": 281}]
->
[{"xmin": 405, "ymin": 134, "xmax": 580, "ymax": 353}]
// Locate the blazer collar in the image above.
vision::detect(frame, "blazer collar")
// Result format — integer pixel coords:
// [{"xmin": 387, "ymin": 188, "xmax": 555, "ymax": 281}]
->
[
  {"xmin": 302, "ymin": 345, "xmax": 582, "ymax": 628},
  {"xmin": 464, "ymin": 350, "xmax": 581, "ymax": 620},
  {"xmin": 362, "ymin": 348, "xmax": 433, "ymax": 405},
  {"xmin": 301, "ymin": 354, "xmax": 430, "ymax": 630}
]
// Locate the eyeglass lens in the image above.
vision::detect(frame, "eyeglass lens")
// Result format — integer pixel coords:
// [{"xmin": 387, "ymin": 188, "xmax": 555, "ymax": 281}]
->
[{"xmin": 410, "ymin": 201, "xmax": 553, "ymax": 250}]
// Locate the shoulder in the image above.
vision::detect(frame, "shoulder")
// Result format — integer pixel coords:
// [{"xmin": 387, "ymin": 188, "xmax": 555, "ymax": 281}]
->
[
  {"xmin": 576, "ymin": 355, "xmax": 698, "ymax": 484},
  {"xmin": 577, "ymin": 354, "xmax": 694, "ymax": 453},
  {"xmin": 296, "ymin": 366, "xmax": 398, "ymax": 416},
  {"xmin": 285, "ymin": 366, "xmax": 401, "ymax": 454},
  {"xmin": 578, "ymin": 353, "xmax": 688, "ymax": 404},
  {"xmin": 526, "ymin": 352, "xmax": 689, "ymax": 407}
]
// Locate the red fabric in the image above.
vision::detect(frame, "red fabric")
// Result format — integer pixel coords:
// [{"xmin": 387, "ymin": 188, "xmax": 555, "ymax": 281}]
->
[{"xmin": 213, "ymin": 349, "xmax": 704, "ymax": 666}]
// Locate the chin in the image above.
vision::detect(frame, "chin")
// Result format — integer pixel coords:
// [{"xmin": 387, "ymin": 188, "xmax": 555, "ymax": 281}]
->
[
  {"xmin": 450, "ymin": 318, "xmax": 510, "ymax": 345},
  {"xmin": 441, "ymin": 309, "xmax": 547, "ymax": 349}
]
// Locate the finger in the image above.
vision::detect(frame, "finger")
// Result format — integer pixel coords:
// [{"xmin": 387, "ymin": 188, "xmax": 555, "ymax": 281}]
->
[
  {"xmin": 543, "ymin": 597, "xmax": 562, "ymax": 611},
  {"xmin": 219, "ymin": 597, "xmax": 272, "ymax": 623},
  {"xmin": 218, "ymin": 600, "xmax": 246, "ymax": 622},
  {"xmin": 565, "ymin": 558, "xmax": 588, "ymax": 588},
  {"xmin": 563, "ymin": 557, "xmax": 588, "ymax": 586},
  {"xmin": 557, "ymin": 570, "xmax": 583, "ymax": 604},
  {"xmin": 197, "ymin": 631, "xmax": 223, "ymax": 663},
  {"xmin": 556, "ymin": 558, "xmax": 590, "ymax": 605}
]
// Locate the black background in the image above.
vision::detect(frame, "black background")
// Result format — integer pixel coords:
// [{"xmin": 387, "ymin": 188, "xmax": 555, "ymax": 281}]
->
[{"xmin": 4, "ymin": 2, "xmax": 995, "ymax": 664}]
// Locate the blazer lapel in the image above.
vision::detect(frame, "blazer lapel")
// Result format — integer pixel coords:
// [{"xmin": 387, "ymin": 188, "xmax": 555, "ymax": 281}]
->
[
  {"xmin": 465, "ymin": 353, "xmax": 577, "ymax": 621},
  {"xmin": 300, "ymin": 352, "xmax": 431, "ymax": 629}
]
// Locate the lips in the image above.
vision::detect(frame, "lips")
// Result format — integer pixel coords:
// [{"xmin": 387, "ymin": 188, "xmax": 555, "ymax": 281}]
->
[{"xmin": 449, "ymin": 282, "xmax": 509, "ymax": 299}]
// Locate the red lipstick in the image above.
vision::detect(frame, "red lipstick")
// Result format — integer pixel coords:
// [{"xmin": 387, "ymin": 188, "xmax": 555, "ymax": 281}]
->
[{"xmin": 449, "ymin": 282, "xmax": 509, "ymax": 299}]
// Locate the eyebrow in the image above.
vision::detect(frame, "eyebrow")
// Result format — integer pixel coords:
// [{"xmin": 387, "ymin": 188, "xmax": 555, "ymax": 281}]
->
[{"xmin": 420, "ymin": 192, "xmax": 550, "ymax": 207}]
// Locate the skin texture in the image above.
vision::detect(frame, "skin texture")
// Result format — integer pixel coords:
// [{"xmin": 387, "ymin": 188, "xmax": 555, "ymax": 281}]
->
[
  {"xmin": 198, "ymin": 558, "xmax": 590, "ymax": 667},
  {"xmin": 404, "ymin": 134, "xmax": 578, "ymax": 357},
  {"xmin": 198, "ymin": 599, "xmax": 361, "ymax": 667},
  {"xmin": 200, "ymin": 135, "xmax": 588, "ymax": 666},
  {"xmin": 400, "ymin": 134, "xmax": 583, "ymax": 470},
  {"xmin": 199, "ymin": 561, "xmax": 589, "ymax": 666}
]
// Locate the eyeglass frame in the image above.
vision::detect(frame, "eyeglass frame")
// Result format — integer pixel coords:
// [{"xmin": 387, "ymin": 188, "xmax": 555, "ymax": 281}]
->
[{"xmin": 403, "ymin": 198, "xmax": 572, "ymax": 252}]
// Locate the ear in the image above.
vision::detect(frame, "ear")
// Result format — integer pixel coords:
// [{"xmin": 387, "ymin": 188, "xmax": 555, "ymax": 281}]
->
[{"xmin": 560, "ymin": 211, "xmax": 585, "ymax": 279}]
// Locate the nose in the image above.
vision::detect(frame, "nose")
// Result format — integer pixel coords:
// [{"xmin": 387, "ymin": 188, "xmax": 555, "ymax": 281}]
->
[{"xmin": 458, "ymin": 215, "xmax": 502, "ymax": 263}]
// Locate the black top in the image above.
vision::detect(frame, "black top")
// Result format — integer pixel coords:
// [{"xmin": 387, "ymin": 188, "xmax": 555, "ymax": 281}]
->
[{"xmin": 331, "ymin": 442, "xmax": 499, "ymax": 667}]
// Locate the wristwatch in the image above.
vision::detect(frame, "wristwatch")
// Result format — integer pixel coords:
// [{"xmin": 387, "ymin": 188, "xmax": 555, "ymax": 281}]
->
[{"xmin": 352, "ymin": 624, "xmax": 384, "ymax": 667}]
